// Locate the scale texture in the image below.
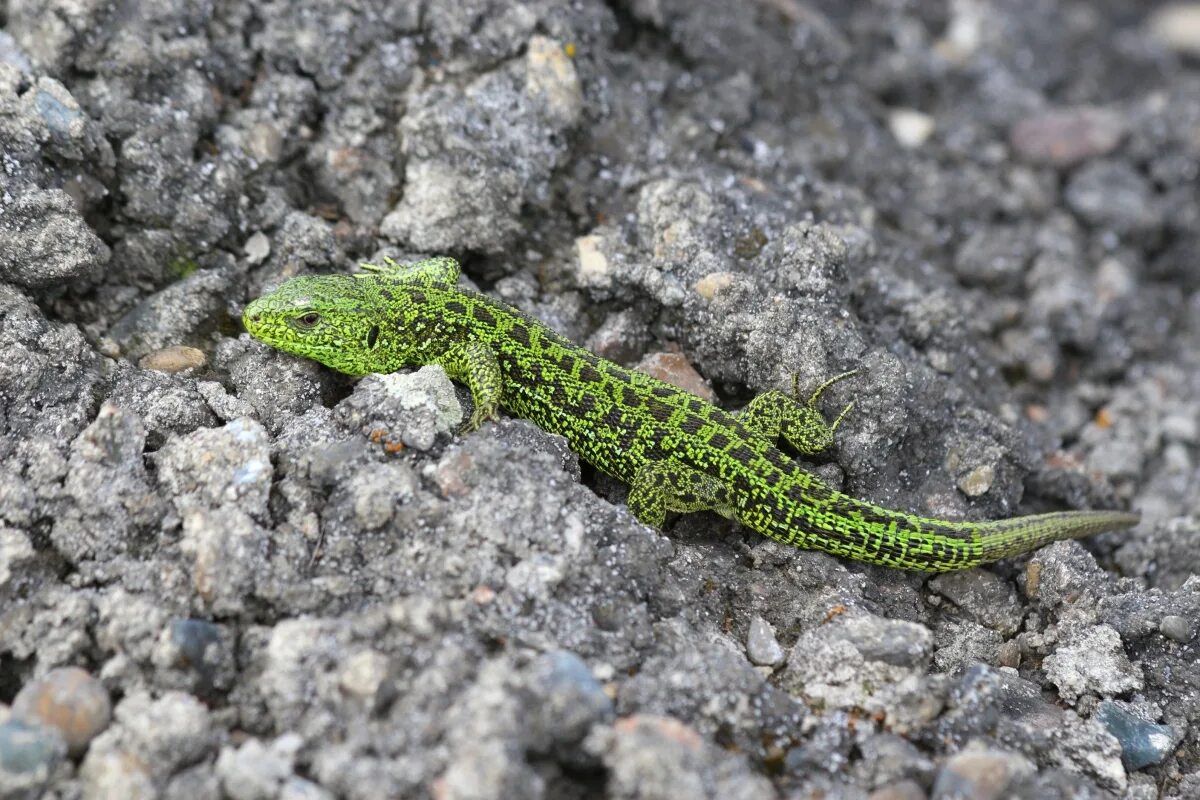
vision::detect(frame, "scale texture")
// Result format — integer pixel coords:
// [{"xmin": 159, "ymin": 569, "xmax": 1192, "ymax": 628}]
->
[{"xmin": 243, "ymin": 257, "xmax": 1139, "ymax": 572}]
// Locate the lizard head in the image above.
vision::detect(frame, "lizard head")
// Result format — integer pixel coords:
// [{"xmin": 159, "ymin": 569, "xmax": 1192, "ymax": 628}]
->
[{"xmin": 243, "ymin": 274, "xmax": 391, "ymax": 376}]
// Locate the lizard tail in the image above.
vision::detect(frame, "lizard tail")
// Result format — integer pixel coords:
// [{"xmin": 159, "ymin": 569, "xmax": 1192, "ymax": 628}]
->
[
  {"xmin": 976, "ymin": 510, "xmax": 1141, "ymax": 563},
  {"xmin": 755, "ymin": 483, "xmax": 1140, "ymax": 572}
]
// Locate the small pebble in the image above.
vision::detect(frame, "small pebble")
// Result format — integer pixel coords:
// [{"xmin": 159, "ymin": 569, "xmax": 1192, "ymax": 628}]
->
[
  {"xmin": 1148, "ymin": 4, "xmax": 1200, "ymax": 56},
  {"xmin": 247, "ymin": 124, "xmax": 284, "ymax": 164},
  {"xmin": 1010, "ymin": 107, "xmax": 1124, "ymax": 167},
  {"xmin": 997, "ymin": 640, "xmax": 1022, "ymax": 669},
  {"xmin": 244, "ymin": 231, "xmax": 272, "ymax": 264},
  {"xmin": 525, "ymin": 36, "xmax": 583, "ymax": 125},
  {"xmin": 746, "ymin": 616, "xmax": 785, "ymax": 667},
  {"xmin": 169, "ymin": 618, "xmax": 223, "ymax": 686},
  {"xmin": 216, "ymin": 735, "xmax": 302, "ymax": 800},
  {"xmin": 1159, "ymin": 615, "xmax": 1193, "ymax": 642},
  {"xmin": 1161, "ymin": 411, "xmax": 1199, "ymax": 444},
  {"xmin": 138, "ymin": 345, "xmax": 207, "ymax": 373},
  {"xmin": 868, "ymin": 779, "xmax": 927, "ymax": 800},
  {"xmin": 11, "ymin": 667, "xmax": 111, "ymax": 755},
  {"xmin": 634, "ymin": 352, "xmax": 716, "ymax": 402},
  {"xmin": 1094, "ymin": 701, "xmax": 1175, "ymax": 771},
  {"xmin": 528, "ymin": 650, "xmax": 614, "ymax": 745},
  {"xmin": 956, "ymin": 464, "xmax": 995, "ymax": 497},
  {"xmin": 0, "ymin": 717, "xmax": 67, "ymax": 785},
  {"xmin": 931, "ymin": 748, "xmax": 1033, "ymax": 800},
  {"xmin": 694, "ymin": 271, "xmax": 735, "ymax": 299},
  {"xmin": 1064, "ymin": 160, "xmax": 1160, "ymax": 235},
  {"xmin": 585, "ymin": 310, "xmax": 649, "ymax": 364},
  {"xmin": 888, "ymin": 108, "xmax": 936, "ymax": 148},
  {"xmin": 575, "ymin": 234, "xmax": 610, "ymax": 286},
  {"xmin": 0, "ymin": 528, "xmax": 35, "ymax": 590},
  {"xmin": 338, "ymin": 650, "xmax": 394, "ymax": 708}
]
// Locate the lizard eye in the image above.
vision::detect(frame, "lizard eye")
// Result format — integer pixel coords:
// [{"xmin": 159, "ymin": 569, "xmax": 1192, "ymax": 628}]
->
[{"xmin": 295, "ymin": 312, "xmax": 321, "ymax": 329}]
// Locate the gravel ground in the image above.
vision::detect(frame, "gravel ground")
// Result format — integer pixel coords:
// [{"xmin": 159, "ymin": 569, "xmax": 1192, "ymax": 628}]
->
[{"xmin": 1, "ymin": 1, "xmax": 1198, "ymax": 798}]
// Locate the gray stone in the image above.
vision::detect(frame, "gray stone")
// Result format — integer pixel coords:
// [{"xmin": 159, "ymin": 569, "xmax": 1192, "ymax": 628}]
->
[
  {"xmin": 1148, "ymin": 4, "xmax": 1200, "ymax": 55},
  {"xmin": 593, "ymin": 715, "xmax": 775, "ymax": 800},
  {"xmin": 0, "ymin": 32, "xmax": 33, "ymax": 73},
  {"xmin": 380, "ymin": 36, "xmax": 581, "ymax": 253},
  {"xmin": 1115, "ymin": 516, "xmax": 1200, "ymax": 591},
  {"xmin": 1093, "ymin": 701, "xmax": 1175, "ymax": 772},
  {"xmin": 280, "ymin": 777, "xmax": 337, "ymax": 800},
  {"xmin": 154, "ymin": 417, "xmax": 273, "ymax": 519},
  {"xmin": 937, "ymin": 665, "xmax": 1127, "ymax": 792},
  {"xmin": 107, "ymin": 269, "xmax": 232, "ymax": 360},
  {"xmin": 952, "ymin": 225, "xmax": 1034, "ymax": 288},
  {"xmin": 1043, "ymin": 624, "xmax": 1144, "ymax": 704},
  {"xmin": 1024, "ymin": 540, "xmax": 1112, "ymax": 609},
  {"xmin": 179, "ymin": 505, "xmax": 272, "ymax": 615},
  {"xmin": 0, "ymin": 189, "xmax": 109, "ymax": 288},
  {"xmin": 216, "ymin": 734, "xmax": 304, "ymax": 800},
  {"xmin": 335, "ymin": 366, "xmax": 463, "ymax": 451},
  {"xmin": 0, "ymin": 283, "xmax": 104, "ymax": 454},
  {"xmin": 106, "ymin": 365, "xmax": 220, "ymax": 447},
  {"xmin": 525, "ymin": 650, "xmax": 614, "ymax": 753},
  {"xmin": 867, "ymin": 779, "xmax": 926, "ymax": 800},
  {"xmin": 156, "ymin": 618, "xmax": 230, "ymax": 692},
  {"xmin": 929, "ymin": 570, "xmax": 1023, "ymax": 636},
  {"xmin": 932, "ymin": 619, "xmax": 1003, "ymax": 673},
  {"xmin": 780, "ymin": 613, "xmax": 937, "ymax": 732},
  {"xmin": 857, "ymin": 733, "xmax": 935, "ymax": 791},
  {"xmin": 1064, "ymin": 160, "xmax": 1162, "ymax": 235},
  {"xmin": 80, "ymin": 691, "xmax": 216, "ymax": 790},
  {"xmin": 50, "ymin": 403, "xmax": 166, "ymax": 569},
  {"xmin": 746, "ymin": 615, "xmax": 785, "ymax": 667}
]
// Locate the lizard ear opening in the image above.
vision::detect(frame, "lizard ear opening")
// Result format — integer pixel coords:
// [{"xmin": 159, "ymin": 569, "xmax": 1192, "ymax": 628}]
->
[{"xmin": 366, "ymin": 325, "xmax": 379, "ymax": 348}]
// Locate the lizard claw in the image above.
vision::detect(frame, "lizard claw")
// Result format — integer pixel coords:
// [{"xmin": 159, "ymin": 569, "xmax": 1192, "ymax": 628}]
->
[
  {"xmin": 804, "ymin": 368, "xmax": 862, "ymax": 407},
  {"xmin": 461, "ymin": 407, "xmax": 500, "ymax": 433}
]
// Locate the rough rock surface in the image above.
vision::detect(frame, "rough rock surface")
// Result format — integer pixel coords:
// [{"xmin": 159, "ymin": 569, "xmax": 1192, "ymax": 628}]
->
[{"xmin": 0, "ymin": 2, "xmax": 1197, "ymax": 798}]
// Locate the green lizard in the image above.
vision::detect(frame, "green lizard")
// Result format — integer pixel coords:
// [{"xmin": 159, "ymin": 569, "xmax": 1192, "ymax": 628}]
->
[{"xmin": 242, "ymin": 256, "xmax": 1139, "ymax": 572}]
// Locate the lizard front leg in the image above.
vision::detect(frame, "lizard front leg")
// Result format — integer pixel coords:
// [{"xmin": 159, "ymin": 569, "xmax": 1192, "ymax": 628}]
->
[
  {"xmin": 436, "ymin": 340, "xmax": 503, "ymax": 431},
  {"xmin": 739, "ymin": 369, "xmax": 859, "ymax": 455},
  {"xmin": 627, "ymin": 460, "xmax": 736, "ymax": 528}
]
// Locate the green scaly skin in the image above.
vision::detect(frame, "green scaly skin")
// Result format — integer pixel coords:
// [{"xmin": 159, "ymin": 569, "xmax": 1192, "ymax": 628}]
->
[{"xmin": 243, "ymin": 257, "xmax": 1140, "ymax": 572}]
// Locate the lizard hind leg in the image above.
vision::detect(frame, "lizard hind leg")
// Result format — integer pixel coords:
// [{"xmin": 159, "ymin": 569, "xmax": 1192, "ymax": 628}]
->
[
  {"xmin": 626, "ymin": 460, "xmax": 737, "ymax": 529},
  {"xmin": 739, "ymin": 369, "xmax": 860, "ymax": 455}
]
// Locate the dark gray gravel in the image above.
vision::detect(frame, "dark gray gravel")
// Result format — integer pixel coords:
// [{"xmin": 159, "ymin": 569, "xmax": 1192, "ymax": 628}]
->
[{"xmin": 1, "ymin": 1, "xmax": 1198, "ymax": 798}]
